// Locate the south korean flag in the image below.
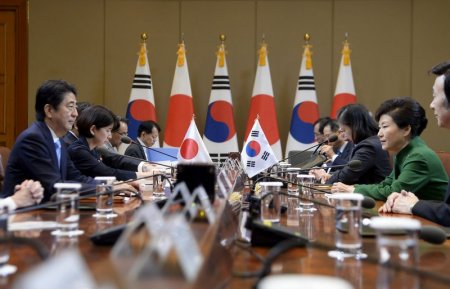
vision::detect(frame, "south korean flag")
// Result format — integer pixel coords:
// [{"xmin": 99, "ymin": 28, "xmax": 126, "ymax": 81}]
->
[{"xmin": 241, "ymin": 118, "xmax": 279, "ymax": 178}]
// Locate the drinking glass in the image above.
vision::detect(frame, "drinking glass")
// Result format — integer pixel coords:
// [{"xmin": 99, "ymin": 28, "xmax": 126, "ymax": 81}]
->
[
  {"xmin": 93, "ymin": 176, "xmax": 117, "ymax": 218},
  {"xmin": 139, "ymin": 182, "xmax": 154, "ymax": 201},
  {"xmin": 286, "ymin": 168, "xmax": 300, "ymax": 194},
  {"xmin": 297, "ymin": 174, "xmax": 316, "ymax": 212},
  {"xmin": 0, "ymin": 210, "xmax": 16, "ymax": 276},
  {"xmin": 370, "ymin": 217, "xmax": 420, "ymax": 289},
  {"xmin": 328, "ymin": 193, "xmax": 366, "ymax": 260},
  {"xmin": 153, "ymin": 173, "xmax": 166, "ymax": 199},
  {"xmin": 259, "ymin": 182, "xmax": 283, "ymax": 223},
  {"xmin": 51, "ymin": 183, "xmax": 83, "ymax": 237}
]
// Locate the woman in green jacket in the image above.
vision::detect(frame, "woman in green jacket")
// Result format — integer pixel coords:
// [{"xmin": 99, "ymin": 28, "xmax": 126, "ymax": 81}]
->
[{"xmin": 332, "ymin": 97, "xmax": 448, "ymax": 201}]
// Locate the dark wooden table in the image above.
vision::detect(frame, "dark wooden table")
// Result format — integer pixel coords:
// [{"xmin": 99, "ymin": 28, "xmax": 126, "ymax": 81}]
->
[{"xmin": 2, "ymin": 193, "xmax": 450, "ymax": 289}]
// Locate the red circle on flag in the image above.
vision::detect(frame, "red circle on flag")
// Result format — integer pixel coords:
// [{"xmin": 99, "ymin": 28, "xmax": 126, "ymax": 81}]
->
[
  {"xmin": 180, "ymin": 138, "xmax": 199, "ymax": 160},
  {"xmin": 129, "ymin": 100, "xmax": 157, "ymax": 121},
  {"xmin": 297, "ymin": 101, "xmax": 319, "ymax": 124}
]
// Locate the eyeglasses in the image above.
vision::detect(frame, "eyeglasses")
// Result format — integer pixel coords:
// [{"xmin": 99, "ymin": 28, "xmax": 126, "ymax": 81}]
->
[
  {"xmin": 114, "ymin": 131, "xmax": 128, "ymax": 136},
  {"xmin": 66, "ymin": 104, "xmax": 77, "ymax": 112}
]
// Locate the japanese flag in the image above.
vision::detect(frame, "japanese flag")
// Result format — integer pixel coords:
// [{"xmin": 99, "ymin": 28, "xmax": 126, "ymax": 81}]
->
[{"xmin": 177, "ymin": 119, "xmax": 213, "ymax": 164}]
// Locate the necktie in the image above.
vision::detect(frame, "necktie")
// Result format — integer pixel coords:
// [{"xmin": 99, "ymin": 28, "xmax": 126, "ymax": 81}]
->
[{"xmin": 55, "ymin": 139, "xmax": 61, "ymax": 168}]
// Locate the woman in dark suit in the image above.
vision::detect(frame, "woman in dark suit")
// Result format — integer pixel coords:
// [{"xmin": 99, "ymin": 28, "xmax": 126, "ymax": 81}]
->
[
  {"xmin": 68, "ymin": 105, "xmax": 152, "ymax": 181},
  {"xmin": 311, "ymin": 103, "xmax": 392, "ymax": 185}
]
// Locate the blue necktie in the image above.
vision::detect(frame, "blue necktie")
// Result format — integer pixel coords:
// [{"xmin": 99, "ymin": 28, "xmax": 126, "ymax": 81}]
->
[{"xmin": 55, "ymin": 139, "xmax": 61, "ymax": 168}]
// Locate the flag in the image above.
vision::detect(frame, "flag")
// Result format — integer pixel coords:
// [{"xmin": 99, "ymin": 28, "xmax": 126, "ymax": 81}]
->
[
  {"xmin": 164, "ymin": 41, "xmax": 194, "ymax": 148},
  {"xmin": 125, "ymin": 34, "xmax": 160, "ymax": 146},
  {"xmin": 203, "ymin": 37, "xmax": 239, "ymax": 155},
  {"xmin": 285, "ymin": 38, "xmax": 320, "ymax": 157},
  {"xmin": 178, "ymin": 118, "xmax": 212, "ymax": 163},
  {"xmin": 241, "ymin": 118, "xmax": 278, "ymax": 178},
  {"xmin": 245, "ymin": 41, "xmax": 282, "ymax": 160},
  {"xmin": 331, "ymin": 38, "xmax": 356, "ymax": 118}
]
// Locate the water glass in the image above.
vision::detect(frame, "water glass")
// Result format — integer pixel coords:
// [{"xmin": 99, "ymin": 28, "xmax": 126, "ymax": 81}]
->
[
  {"xmin": 370, "ymin": 217, "xmax": 420, "ymax": 289},
  {"xmin": 286, "ymin": 168, "xmax": 300, "ymax": 194},
  {"xmin": 94, "ymin": 176, "xmax": 117, "ymax": 218},
  {"xmin": 286, "ymin": 197, "xmax": 299, "ymax": 227},
  {"xmin": 139, "ymin": 182, "xmax": 154, "ymax": 201},
  {"xmin": 297, "ymin": 174, "xmax": 316, "ymax": 212},
  {"xmin": 328, "ymin": 193, "xmax": 366, "ymax": 259},
  {"xmin": 52, "ymin": 183, "xmax": 83, "ymax": 237},
  {"xmin": 259, "ymin": 182, "xmax": 283, "ymax": 223},
  {"xmin": 0, "ymin": 211, "xmax": 16, "ymax": 276},
  {"xmin": 258, "ymin": 274, "xmax": 354, "ymax": 289},
  {"xmin": 153, "ymin": 173, "xmax": 166, "ymax": 199},
  {"xmin": 276, "ymin": 162, "xmax": 291, "ymax": 179}
]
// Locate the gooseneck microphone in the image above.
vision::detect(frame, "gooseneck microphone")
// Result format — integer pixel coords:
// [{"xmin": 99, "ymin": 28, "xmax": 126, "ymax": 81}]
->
[
  {"xmin": 96, "ymin": 146, "xmax": 173, "ymax": 169},
  {"xmin": 120, "ymin": 136, "xmax": 177, "ymax": 160},
  {"xmin": 252, "ymin": 159, "xmax": 363, "ymax": 186},
  {"xmin": 278, "ymin": 134, "xmax": 338, "ymax": 164}
]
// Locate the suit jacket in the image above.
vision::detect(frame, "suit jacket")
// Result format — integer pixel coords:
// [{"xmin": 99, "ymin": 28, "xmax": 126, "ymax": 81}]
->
[
  {"xmin": 62, "ymin": 131, "xmax": 78, "ymax": 147},
  {"xmin": 0, "ymin": 121, "xmax": 96, "ymax": 202},
  {"xmin": 332, "ymin": 141, "xmax": 354, "ymax": 166},
  {"xmin": 413, "ymin": 180, "xmax": 450, "ymax": 227},
  {"xmin": 326, "ymin": 135, "xmax": 391, "ymax": 185},
  {"xmin": 68, "ymin": 137, "xmax": 137, "ymax": 181},
  {"xmin": 124, "ymin": 142, "xmax": 146, "ymax": 161}
]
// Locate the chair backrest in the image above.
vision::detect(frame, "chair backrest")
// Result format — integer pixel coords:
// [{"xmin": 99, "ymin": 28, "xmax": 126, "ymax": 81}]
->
[
  {"xmin": 436, "ymin": 151, "xmax": 450, "ymax": 177},
  {"xmin": 0, "ymin": 146, "xmax": 11, "ymax": 176},
  {"xmin": 287, "ymin": 150, "xmax": 326, "ymax": 168}
]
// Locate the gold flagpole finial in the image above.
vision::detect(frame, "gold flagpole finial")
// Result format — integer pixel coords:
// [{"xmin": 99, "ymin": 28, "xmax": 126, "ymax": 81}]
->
[
  {"xmin": 177, "ymin": 36, "xmax": 186, "ymax": 67},
  {"xmin": 258, "ymin": 36, "xmax": 268, "ymax": 66},
  {"xmin": 141, "ymin": 33, "xmax": 148, "ymax": 43},
  {"xmin": 138, "ymin": 33, "xmax": 148, "ymax": 67},
  {"xmin": 304, "ymin": 33, "xmax": 310, "ymax": 44},
  {"xmin": 303, "ymin": 33, "xmax": 313, "ymax": 70},
  {"xmin": 342, "ymin": 33, "xmax": 351, "ymax": 66},
  {"xmin": 217, "ymin": 34, "xmax": 227, "ymax": 68}
]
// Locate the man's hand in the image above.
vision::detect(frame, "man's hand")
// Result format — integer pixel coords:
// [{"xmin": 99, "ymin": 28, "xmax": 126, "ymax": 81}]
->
[
  {"xmin": 320, "ymin": 145, "xmax": 336, "ymax": 159},
  {"xmin": 11, "ymin": 180, "xmax": 44, "ymax": 208}
]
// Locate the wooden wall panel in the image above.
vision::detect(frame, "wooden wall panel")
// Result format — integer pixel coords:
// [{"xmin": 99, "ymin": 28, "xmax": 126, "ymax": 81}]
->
[
  {"xmin": 27, "ymin": 0, "xmax": 450, "ymax": 151},
  {"xmin": 412, "ymin": 0, "xmax": 450, "ymax": 151},
  {"xmin": 105, "ymin": 0, "xmax": 179, "ymax": 140},
  {"xmin": 257, "ymin": 0, "xmax": 333, "ymax": 153},
  {"xmin": 28, "ymin": 0, "xmax": 105, "ymax": 120},
  {"xmin": 181, "ymin": 1, "xmax": 255, "ymax": 145},
  {"xmin": 333, "ymin": 0, "xmax": 412, "ymax": 112}
]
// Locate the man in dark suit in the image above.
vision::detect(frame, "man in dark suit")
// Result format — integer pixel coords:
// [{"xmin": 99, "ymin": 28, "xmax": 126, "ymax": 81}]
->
[
  {"xmin": 319, "ymin": 118, "xmax": 354, "ymax": 169},
  {"xmin": 380, "ymin": 61, "xmax": 450, "ymax": 227},
  {"xmin": 125, "ymin": 121, "xmax": 161, "ymax": 161},
  {"xmin": 0, "ymin": 80, "xmax": 97, "ymax": 202}
]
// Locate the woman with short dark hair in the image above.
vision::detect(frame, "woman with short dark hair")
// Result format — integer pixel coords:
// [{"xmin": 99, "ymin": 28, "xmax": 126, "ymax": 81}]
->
[
  {"xmin": 68, "ymin": 105, "xmax": 151, "ymax": 181},
  {"xmin": 333, "ymin": 97, "xmax": 448, "ymax": 201},
  {"xmin": 312, "ymin": 104, "xmax": 392, "ymax": 185}
]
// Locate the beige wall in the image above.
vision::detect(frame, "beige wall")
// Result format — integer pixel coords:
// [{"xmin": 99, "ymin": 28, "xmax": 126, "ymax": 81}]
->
[{"xmin": 28, "ymin": 0, "xmax": 450, "ymax": 151}]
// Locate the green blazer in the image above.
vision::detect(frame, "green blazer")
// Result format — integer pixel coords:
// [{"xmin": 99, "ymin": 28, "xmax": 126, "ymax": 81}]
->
[{"xmin": 354, "ymin": 137, "xmax": 448, "ymax": 201}]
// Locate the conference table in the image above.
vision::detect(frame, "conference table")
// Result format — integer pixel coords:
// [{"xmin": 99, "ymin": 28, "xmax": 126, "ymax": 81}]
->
[{"xmin": 2, "ymin": 190, "xmax": 450, "ymax": 289}]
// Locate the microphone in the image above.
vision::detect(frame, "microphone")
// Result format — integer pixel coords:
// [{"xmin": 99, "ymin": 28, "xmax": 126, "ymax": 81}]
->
[
  {"xmin": 419, "ymin": 226, "xmax": 447, "ymax": 245},
  {"xmin": 96, "ymin": 146, "xmax": 173, "ymax": 169},
  {"xmin": 120, "ymin": 136, "xmax": 177, "ymax": 160},
  {"xmin": 253, "ymin": 175, "xmax": 376, "ymax": 210},
  {"xmin": 312, "ymin": 134, "xmax": 339, "ymax": 155},
  {"xmin": 252, "ymin": 159, "xmax": 363, "ymax": 186},
  {"xmin": 278, "ymin": 134, "xmax": 338, "ymax": 164}
]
